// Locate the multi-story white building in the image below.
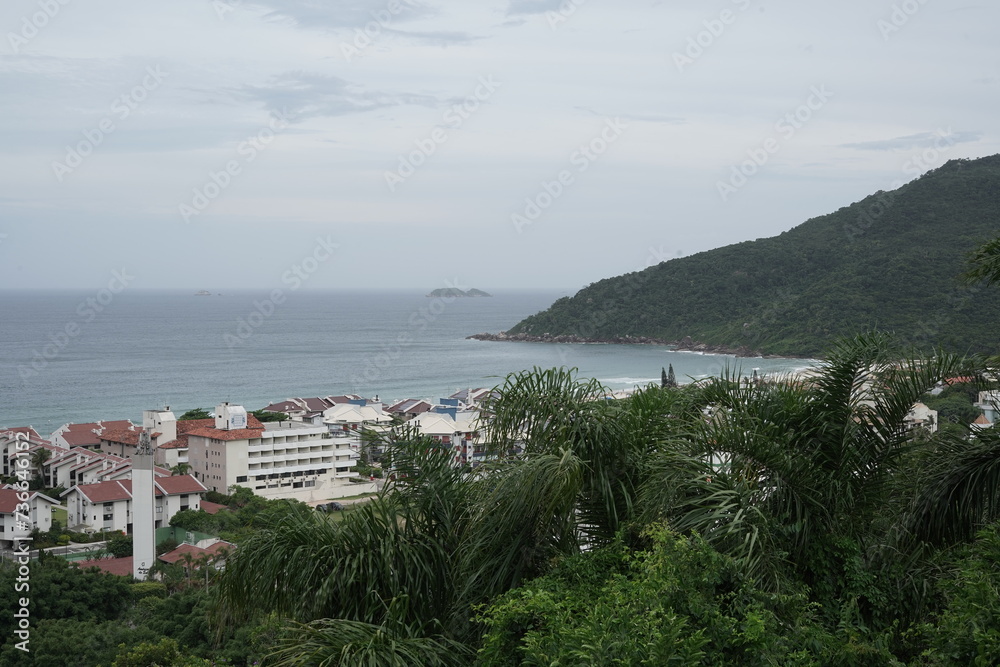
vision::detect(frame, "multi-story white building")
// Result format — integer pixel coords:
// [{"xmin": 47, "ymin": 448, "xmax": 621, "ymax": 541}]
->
[
  {"xmin": 0, "ymin": 487, "xmax": 60, "ymax": 548},
  {"xmin": 61, "ymin": 475, "xmax": 206, "ymax": 533},
  {"xmin": 185, "ymin": 403, "xmax": 359, "ymax": 502},
  {"xmin": 408, "ymin": 407, "xmax": 488, "ymax": 467}
]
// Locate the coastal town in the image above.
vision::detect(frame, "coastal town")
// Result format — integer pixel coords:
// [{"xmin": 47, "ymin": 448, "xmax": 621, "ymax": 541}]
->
[
  {"xmin": 3, "ymin": 375, "xmax": 997, "ymax": 574},
  {"xmin": 0, "ymin": 387, "xmax": 498, "ymax": 573}
]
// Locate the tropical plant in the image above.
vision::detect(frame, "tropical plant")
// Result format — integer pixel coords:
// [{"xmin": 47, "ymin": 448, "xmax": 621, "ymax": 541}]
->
[{"xmin": 965, "ymin": 235, "xmax": 1000, "ymax": 286}]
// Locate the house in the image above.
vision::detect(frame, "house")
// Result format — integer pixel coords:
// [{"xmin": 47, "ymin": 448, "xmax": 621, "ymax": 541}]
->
[
  {"xmin": 61, "ymin": 475, "xmax": 206, "ymax": 533},
  {"xmin": 50, "ymin": 420, "xmax": 136, "ymax": 449},
  {"xmin": 971, "ymin": 413, "xmax": 993, "ymax": 432},
  {"xmin": 386, "ymin": 398, "xmax": 433, "ymax": 421},
  {"xmin": 261, "ymin": 395, "xmax": 365, "ymax": 425},
  {"xmin": 448, "ymin": 388, "xmax": 495, "ymax": 408},
  {"xmin": 974, "ymin": 391, "xmax": 1000, "ymax": 424},
  {"xmin": 323, "ymin": 399, "xmax": 394, "ymax": 460},
  {"xmin": 0, "ymin": 487, "xmax": 60, "ymax": 548},
  {"xmin": 159, "ymin": 539, "xmax": 235, "ymax": 568},
  {"xmin": 904, "ymin": 403, "xmax": 938, "ymax": 433},
  {"xmin": 407, "ymin": 407, "xmax": 488, "ymax": 467},
  {"xmin": 1, "ymin": 429, "xmax": 58, "ymax": 479}
]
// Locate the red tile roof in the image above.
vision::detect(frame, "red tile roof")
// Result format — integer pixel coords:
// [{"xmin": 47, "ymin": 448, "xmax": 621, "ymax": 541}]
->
[
  {"xmin": 1, "ymin": 427, "xmax": 43, "ymax": 441},
  {"xmin": 262, "ymin": 401, "xmax": 301, "ymax": 413},
  {"xmin": 99, "ymin": 429, "xmax": 140, "ymax": 446},
  {"xmin": 58, "ymin": 420, "xmax": 136, "ymax": 446},
  {"xmin": 75, "ymin": 556, "xmax": 134, "ymax": 577},
  {"xmin": 183, "ymin": 414, "xmax": 265, "ymax": 442},
  {"xmin": 199, "ymin": 500, "xmax": 228, "ymax": 515},
  {"xmin": 68, "ymin": 475, "xmax": 204, "ymax": 503},
  {"xmin": 158, "ymin": 540, "xmax": 235, "ymax": 565},
  {"xmin": 70, "ymin": 480, "xmax": 131, "ymax": 503},
  {"xmin": 0, "ymin": 489, "xmax": 24, "ymax": 513},
  {"xmin": 155, "ymin": 476, "xmax": 208, "ymax": 495},
  {"xmin": 974, "ymin": 414, "xmax": 992, "ymax": 425}
]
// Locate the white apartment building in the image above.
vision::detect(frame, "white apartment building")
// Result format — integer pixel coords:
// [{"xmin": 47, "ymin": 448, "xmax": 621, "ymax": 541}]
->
[
  {"xmin": 185, "ymin": 403, "xmax": 359, "ymax": 502},
  {"xmin": 61, "ymin": 475, "xmax": 206, "ymax": 533}
]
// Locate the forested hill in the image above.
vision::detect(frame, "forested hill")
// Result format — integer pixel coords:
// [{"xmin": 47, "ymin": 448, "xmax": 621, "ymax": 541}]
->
[{"xmin": 508, "ymin": 155, "xmax": 1000, "ymax": 357}]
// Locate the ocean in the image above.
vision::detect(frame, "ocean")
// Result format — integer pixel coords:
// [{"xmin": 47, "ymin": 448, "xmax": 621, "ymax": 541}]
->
[{"xmin": 0, "ymin": 289, "xmax": 816, "ymax": 434}]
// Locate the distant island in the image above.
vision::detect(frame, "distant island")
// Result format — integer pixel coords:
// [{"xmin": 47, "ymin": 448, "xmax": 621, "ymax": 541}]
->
[
  {"xmin": 427, "ymin": 288, "xmax": 492, "ymax": 298},
  {"xmin": 194, "ymin": 290, "xmax": 212, "ymax": 296}
]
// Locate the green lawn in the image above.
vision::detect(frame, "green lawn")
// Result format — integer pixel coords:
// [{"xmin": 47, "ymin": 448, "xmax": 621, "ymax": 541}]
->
[{"xmin": 51, "ymin": 505, "xmax": 68, "ymax": 529}]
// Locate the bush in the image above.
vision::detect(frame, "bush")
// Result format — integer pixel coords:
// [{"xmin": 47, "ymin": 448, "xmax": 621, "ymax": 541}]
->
[{"xmin": 107, "ymin": 533, "xmax": 134, "ymax": 558}]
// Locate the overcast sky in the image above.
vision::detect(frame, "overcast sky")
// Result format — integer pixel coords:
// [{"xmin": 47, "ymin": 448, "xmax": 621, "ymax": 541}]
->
[{"xmin": 0, "ymin": 0, "xmax": 996, "ymax": 292}]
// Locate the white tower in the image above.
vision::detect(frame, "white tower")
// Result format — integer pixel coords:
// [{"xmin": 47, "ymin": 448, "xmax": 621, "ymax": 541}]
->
[{"xmin": 131, "ymin": 428, "xmax": 156, "ymax": 581}]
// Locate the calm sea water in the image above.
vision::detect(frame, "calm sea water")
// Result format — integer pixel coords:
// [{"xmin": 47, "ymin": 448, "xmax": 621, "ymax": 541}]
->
[{"xmin": 0, "ymin": 289, "xmax": 816, "ymax": 433}]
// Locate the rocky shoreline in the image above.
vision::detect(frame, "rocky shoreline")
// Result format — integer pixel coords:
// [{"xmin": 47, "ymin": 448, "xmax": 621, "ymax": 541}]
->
[{"xmin": 466, "ymin": 332, "xmax": 795, "ymax": 359}]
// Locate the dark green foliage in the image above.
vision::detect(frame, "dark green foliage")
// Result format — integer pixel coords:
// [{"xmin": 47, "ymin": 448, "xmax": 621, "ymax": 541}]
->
[
  {"xmin": 507, "ymin": 156, "xmax": 1000, "ymax": 357},
  {"xmin": 250, "ymin": 409, "xmax": 289, "ymax": 422},
  {"xmin": 477, "ymin": 527, "xmax": 899, "ymax": 666},
  {"xmin": 107, "ymin": 533, "xmax": 133, "ymax": 558},
  {"xmin": 178, "ymin": 408, "xmax": 211, "ymax": 421},
  {"xmin": 0, "ymin": 555, "xmax": 132, "ymax": 641},
  {"xmin": 913, "ymin": 521, "xmax": 1000, "ymax": 664},
  {"xmin": 965, "ymin": 235, "xmax": 1000, "ymax": 287}
]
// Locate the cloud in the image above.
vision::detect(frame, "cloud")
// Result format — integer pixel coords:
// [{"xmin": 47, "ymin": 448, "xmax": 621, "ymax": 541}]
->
[
  {"xmin": 575, "ymin": 106, "xmax": 685, "ymax": 125},
  {"xmin": 381, "ymin": 27, "xmax": 482, "ymax": 46},
  {"xmin": 247, "ymin": 0, "xmax": 434, "ymax": 28},
  {"xmin": 840, "ymin": 131, "xmax": 983, "ymax": 151},
  {"xmin": 239, "ymin": 72, "xmax": 449, "ymax": 121},
  {"xmin": 505, "ymin": 0, "xmax": 562, "ymax": 16}
]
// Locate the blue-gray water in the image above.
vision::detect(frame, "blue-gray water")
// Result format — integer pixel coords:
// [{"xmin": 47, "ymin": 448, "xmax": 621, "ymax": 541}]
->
[{"xmin": 0, "ymin": 289, "xmax": 816, "ymax": 433}]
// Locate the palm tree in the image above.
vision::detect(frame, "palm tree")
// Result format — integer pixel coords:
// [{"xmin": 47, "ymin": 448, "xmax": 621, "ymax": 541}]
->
[
  {"xmin": 639, "ymin": 333, "xmax": 988, "ymax": 610},
  {"xmin": 169, "ymin": 463, "xmax": 191, "ymax": 476},
  {"xmin": 965, "ymin": 235, "xmax": 1000, "ymax": 286},
  {"xmin": 30, "ymin": 448, "xmax": 51, "ymax": 484}
]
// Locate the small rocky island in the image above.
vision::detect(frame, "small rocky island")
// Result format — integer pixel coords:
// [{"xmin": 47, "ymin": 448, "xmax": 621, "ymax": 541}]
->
[{"xmin": 426, "ymin": 288, "xmax": 492, "ymax": 298}]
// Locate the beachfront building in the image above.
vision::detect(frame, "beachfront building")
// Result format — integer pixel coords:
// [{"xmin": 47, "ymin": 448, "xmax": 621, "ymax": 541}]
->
[
  {"xmin": 323, "ymin": 399, "xmax": 394, "ymax": 459},
  {"xmin": 386, "ymin": 398, "xmax": 433, "ymax": 422},
  {"xmin": 261, "ymin": 395, "xmax": 365, "ymax": 425},
  {"xmin": 61, "ymin": 475, "xmax": 206, "ymax": 533},
  {"xmin": 0, "ymin": 487, "xmax": 60, "ymax": 548},
  {"xmin": 408, "ymin": 406, "xmax": 488, "ymax": 467},
  {"xmin": 50, "ymin": 420, "xmax": 137, "ymax": 449},
  {"xmin": 184, "ymin": 403, "xmax": 359, "ymax": 502}
]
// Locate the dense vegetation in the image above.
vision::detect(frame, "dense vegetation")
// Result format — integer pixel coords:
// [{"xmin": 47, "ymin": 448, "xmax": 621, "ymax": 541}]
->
[
  {"xmin": 507, "ymin": 155, "xmax": 1000, "ymax": 357},
  {"xmin": 203, "ymin": 333, "xmax": 1000, "ymax": 665}
]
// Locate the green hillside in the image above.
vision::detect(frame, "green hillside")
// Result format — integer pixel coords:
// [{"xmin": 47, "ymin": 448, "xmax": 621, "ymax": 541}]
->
[{"xmin": 508, "ymin": 155, "xmax": 1000, "ymax": 357}]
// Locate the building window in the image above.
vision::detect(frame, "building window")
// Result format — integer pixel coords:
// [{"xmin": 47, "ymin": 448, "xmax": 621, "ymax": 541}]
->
[{"xmin": 236, "ymin": 476, "xmax": 247, "ymax": 483}]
